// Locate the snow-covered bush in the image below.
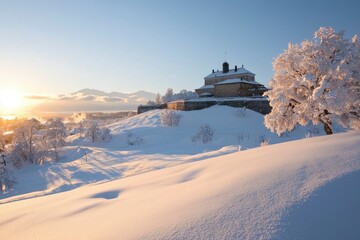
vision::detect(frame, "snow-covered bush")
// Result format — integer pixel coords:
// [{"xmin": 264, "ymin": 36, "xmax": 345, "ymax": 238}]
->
[
  {"xmin": 192, "ymin": 124, "xmax": 214, "ymax": 144},
  {"xmin": 160, "ymin": 110, "xmax": 182, "ymax": 127},
  {"xmin": 265, "ymin": 27, "xmax": 360, "ymax": 135},
  {"xmin": 259, "ymin": 139, "xmax": 270, "ymax": 147},
  {"xmin": 126, "ymin": 131, "xmax": 144, "ymax": 146},
  {"xmin": 235, "ymin": 108, "xmax": 247, "ymax": 118}
]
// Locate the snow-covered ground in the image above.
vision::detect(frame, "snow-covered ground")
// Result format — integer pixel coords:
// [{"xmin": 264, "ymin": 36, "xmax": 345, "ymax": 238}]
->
[
  {"xmin": 1, "ymin": 106, "xmax": 328, "ymax": 203},
  {"xmin": 1, "ymin": 106, "xmax": 359, "ymax": 239},
  {"xmin": 1, "ymin": 130, "xmax": 359, "ymax": 239}
]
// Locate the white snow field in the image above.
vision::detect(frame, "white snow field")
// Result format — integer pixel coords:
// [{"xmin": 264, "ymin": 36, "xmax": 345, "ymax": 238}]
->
[
  {"xmin": 1, "ymin": 106, "xmax": 328, "ymax": 203},
  {"xmin": 1, "ymin": 131, "xmax": 360, "ymax": 240},
  {"xmin": 1, "ymin": 106, "xmax": 359, "ymax": 239}
]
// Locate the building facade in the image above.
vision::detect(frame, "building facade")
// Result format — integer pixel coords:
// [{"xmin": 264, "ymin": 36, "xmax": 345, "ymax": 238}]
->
[{"xmin": 195, "ymin": 62, "xmax": 267, "ymax": 98}]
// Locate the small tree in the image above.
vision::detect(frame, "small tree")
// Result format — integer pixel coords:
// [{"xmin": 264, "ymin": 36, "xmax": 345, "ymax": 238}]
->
[
  {"xmin": 265, "ymin": 27, "xmax": 360, "ymax": 135},
  {"xmin": 85, "ymin": 121, "xmax": 112, "ymax": 143},
  {"xmin": 155, "ymin": 93, "xmax": 162, "ymax": 104},
  {"xmin": 162, "ymin": 88, "xmax": 174, "ymax": 103},
  {"xmin": 99, "ymin": 128, "xmax": 112, "ymax": 143},
  {"xmin": 44, "ymin": 118, "xmax": 67, "ymax": 161},
  {"xmin": 85, "ymin": 121, "xmax": 101, "ymax": 143}
]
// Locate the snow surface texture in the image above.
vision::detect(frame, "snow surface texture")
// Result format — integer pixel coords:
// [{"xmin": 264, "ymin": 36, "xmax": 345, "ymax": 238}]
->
[
  {"xmin": 1, "ymin": 106, "xmax": 329, "ymax": 203},
  {"xmin": 1, "ymin": 131, "xmax": 359, "ymax": 240}
]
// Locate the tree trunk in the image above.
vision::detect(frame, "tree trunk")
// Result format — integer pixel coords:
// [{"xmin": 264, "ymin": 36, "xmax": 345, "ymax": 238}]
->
[
  {"xmin": 322, "ymin": 121, "xmax": 333, "ymax": 135},
  {"xmin": 319, "ymin": 110, "xmax": 333, "ymax": 135}
]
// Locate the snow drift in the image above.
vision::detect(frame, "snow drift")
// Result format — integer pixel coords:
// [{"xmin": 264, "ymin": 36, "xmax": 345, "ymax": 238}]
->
[{"xmin": 1, "ymin": 132, "xmax": 359, "ymax": 240}]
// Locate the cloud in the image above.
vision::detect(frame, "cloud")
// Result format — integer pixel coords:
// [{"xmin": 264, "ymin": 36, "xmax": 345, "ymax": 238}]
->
[
  {"xmin": 79, "ymin": 95, "xmax": 97, "ymax": 101},
  {"xmin": 25, "ymin": 95, "xmax": 53, "ymax": 100},
  {"xmin": 58, "ymin": 95, "xmax": 78, "ymax": 101},
  {"xmin": 57, "ymin": 94, "xmax": 96, "ymax": 101},
  {"xmin": 24, "ymin": 89, "xmax": 155, "ymax": 113},
  {"xmin": 96, "ymin": 96, "xmax": 126, "ymax": 103}
]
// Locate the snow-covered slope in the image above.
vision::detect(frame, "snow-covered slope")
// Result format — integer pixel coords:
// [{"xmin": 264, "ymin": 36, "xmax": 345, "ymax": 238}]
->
[
  {"xmin": 1, "ymin": 106, "xmax": 331, "ymax": 203},
  {"xmin": 1, "ymin": 132, "xmax": 359, "ymax": 240}
]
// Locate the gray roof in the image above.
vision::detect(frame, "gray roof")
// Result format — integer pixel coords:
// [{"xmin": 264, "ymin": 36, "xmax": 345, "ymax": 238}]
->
[
  {"xmin": 204, "ymin": 66, "xmax": 255, "ymax": 79},
  {"xmin": 215, "ymin": 78, "xmax": 263, "ymax": 86},
  {"xmin": 196, "ymin": 84, "xmax": 214, "ymax": 90}
]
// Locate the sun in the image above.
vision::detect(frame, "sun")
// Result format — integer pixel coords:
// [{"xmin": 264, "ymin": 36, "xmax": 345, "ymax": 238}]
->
[{"xmin": 0, "ymin": 89, "xmax": 23, "ymax": 114}]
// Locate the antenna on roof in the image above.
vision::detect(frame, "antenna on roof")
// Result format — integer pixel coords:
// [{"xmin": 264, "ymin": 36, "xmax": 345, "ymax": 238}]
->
[{"xmin": 224, "ymin": 51, "xmax": 227, "ymax": 62}]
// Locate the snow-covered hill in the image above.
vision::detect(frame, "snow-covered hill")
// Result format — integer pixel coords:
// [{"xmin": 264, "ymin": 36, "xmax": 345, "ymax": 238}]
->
[
  {"xmin": 1, "ymin": 106, "xmax": 330, "ymax": 203},
  {"xmin": 1, "ymin": 130, "xmax": 359, "ymax": 240}
]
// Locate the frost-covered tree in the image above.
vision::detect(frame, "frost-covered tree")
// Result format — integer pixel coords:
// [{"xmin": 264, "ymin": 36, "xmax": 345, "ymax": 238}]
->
[
  {"xmin": 177, "ymin": 89, "xmax": 199, "ymax": 100},
  {"xmin": 155, "ymin": 93, "xmax": 162, "ymax": 104},
  {"xmin": 45, "ymin": 118, "xmax": 67, "ymax": 146},
  {"xmin": 160, "ymin": 110, "xmax": 182, "ymax": 126},
  {"xmin": 85, "ymin": 121, "xmax": 112, "ymax": 143},
  {"xmin": 44, "ymin": 118, "xmax": 67, "ymax": 160},
  {"xmin": 9, "ymin": 119, "xmax": 46, "ymax": 167},
  {"xmin": 99, "ymin": 127, "xmax": 112, "ymax": 143},
  {"xmin": 265, "ymin": 27, "xmax": 360, "ymax": 135},
  {"xmin": 85, "ymin": 121, "xmax": 101, "ymax": 143},
  {"xmin": 162, "ymin": 88, "xmax": 174, "ymax": 103},
  {"xmin": 146, "ymin": 100, "xmax": 156, "ymax": 106}
]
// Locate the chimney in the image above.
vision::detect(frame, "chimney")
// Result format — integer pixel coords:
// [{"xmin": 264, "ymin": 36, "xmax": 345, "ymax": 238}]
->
[
  {"xmin": 212, "ymin": 69, "xmax": 214, "ymax": 73},
  {"xmin": 242, "ymin": 64, "xmax": 244, "ymax": 68},
  {"xmin": 222, "ymin": 62, "xmax": 229, "ymax": 73},
  {"xmin": 235, "ymin": 65, "xmax": 238, "ymax": 72}
]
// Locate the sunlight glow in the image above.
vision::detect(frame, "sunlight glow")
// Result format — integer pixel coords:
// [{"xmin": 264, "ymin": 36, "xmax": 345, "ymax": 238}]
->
[{"xmin": 0, "ymin": 89, "xmax": 23, "ymax": 114}]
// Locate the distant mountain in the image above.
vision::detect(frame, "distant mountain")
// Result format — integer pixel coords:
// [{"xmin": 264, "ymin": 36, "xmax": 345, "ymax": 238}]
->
[
  {"xmin": 73, "ymin": 88, "xmax": 157, "ymax": 100},
  {"xmin": 29, "ymin": 89, "xmax": 157, "ymax": 112}
]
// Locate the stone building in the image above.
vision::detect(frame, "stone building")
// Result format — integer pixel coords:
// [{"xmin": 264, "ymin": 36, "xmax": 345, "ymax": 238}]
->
[{"xmin": 195, "ymin": 62, "xmax": 267, "ymax": 97}]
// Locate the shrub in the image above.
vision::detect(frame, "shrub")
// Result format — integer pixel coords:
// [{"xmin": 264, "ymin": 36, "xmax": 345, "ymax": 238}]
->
[
  {"xmin": 160, "ymin": 110, "xmax": 182, "ymax": 127},
  {"xmin": 192, "ymin": 124, "xmax": 214, "ymax": 144}
]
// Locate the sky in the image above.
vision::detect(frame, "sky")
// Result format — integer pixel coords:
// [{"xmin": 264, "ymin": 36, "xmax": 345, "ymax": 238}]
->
[{"xmin": 0, "ymin": 0, "xmax": 360, "ymax": 111}]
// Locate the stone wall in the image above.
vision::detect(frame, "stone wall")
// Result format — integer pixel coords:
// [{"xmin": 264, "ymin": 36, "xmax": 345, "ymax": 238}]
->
[
  {"xmin": 137, "ymin": 104, "xmax": 167, "ymax": 114},
  {"xmin": 214, "ymin": 83, "xmax": 267, "ymax": 98},
  {"xmin": 138, "ymin": 98, "xmax": 271, "ymax": 115},
  {"xmin": 214, "ymin": 83, "xmax": 241, "ymax": 97}
]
